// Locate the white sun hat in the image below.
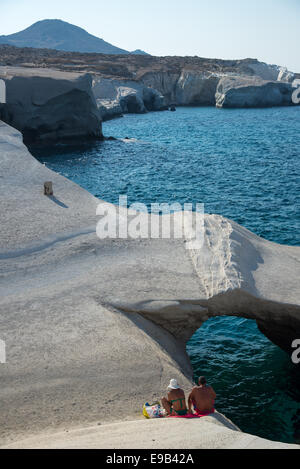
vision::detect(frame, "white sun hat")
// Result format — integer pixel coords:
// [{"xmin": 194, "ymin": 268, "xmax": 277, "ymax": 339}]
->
[{"xmin": 168, "ymin": 379, "xmax": 180, "ymax": 390}]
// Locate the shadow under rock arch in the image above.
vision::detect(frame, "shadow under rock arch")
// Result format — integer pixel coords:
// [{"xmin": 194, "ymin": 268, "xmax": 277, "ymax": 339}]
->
[{"xmin": 0, "ymin": 79, "xmax": 6, "ymax": 104}]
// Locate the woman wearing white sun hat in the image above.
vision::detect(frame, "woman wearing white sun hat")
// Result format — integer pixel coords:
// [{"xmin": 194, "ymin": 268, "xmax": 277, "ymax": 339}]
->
[{"xmin": 161, "ymin": 379, "xmax": 188, "ymax": 416}]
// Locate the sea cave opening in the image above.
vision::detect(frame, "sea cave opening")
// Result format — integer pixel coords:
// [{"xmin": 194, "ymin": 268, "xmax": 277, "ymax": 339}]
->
[{"xmin": 186, "ymin": 315, "xmax": 300, "ymax": 445}]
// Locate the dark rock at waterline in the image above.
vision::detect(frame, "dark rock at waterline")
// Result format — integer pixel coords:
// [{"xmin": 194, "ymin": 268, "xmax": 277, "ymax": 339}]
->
[
  {"xmin": 257, "ymin": 318, "xmax": 299, "ymax": 354},
  {"xmin": 93, "ymin": 78, "xmax": 166, "ymax": 120}
]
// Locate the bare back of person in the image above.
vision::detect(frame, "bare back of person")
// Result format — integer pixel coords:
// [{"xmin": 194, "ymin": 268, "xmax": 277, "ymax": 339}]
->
[{"xmin": 188, "ymin": 378, "xmax": 216, "ymax": 414}]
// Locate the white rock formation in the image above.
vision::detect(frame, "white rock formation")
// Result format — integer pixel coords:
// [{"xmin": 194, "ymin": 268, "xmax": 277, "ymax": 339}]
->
[
  {"xmin": 140, "ymin": 62, "xmax": 297, "ymax": 109},
  {"xmin": 234, "ymin": 61, "xmax": 294, "ymax": 83},
  {"xmin": 92, "ymin": 78, "xmax": 166, "ymax": 120},
  {"xmin": 215, "ymin": 76, "xmax": 295, "ymax": 108},
  {"xmin": 140, "ymin": 71, "xmax": 179, "ymax": 104},
  {"xmin": 277, "ymin": 67, "xmax": 295, "ymax": 83},
  {"xmin": 0, "ymin": 66, "xmax": 102, "ymax": 143},
  {"xmin": 0, "ymin": 121, "xmax": 299, "ymax": 448},
  {"xmin": 141, "ymin": 71, "xmax": 220, "ymax": 106},
  {"xmin": 175, "ymin": 71, "xmax": 219, "ymax": 105},
  {"xmin": 97, "ymin": 99, "xmax": 123, "ymax": 121},
  {"xmin": 2, "ymin": 418, "xmax": 298, "ymax": 449}
]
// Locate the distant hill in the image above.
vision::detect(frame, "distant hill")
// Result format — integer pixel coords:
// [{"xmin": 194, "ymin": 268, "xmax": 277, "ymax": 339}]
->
[
  {"xmin": 0, "ymin": 19, "xmax": 149, "ymax": 55},
  {"xmin": 131, "ymin": 49, "xmax": 150, "ymax": 56}
]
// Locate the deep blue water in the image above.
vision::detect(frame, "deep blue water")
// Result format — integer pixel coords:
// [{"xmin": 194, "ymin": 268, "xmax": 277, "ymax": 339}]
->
[{"xmin": 32, "ymin": 106, "xmax": 300, "ymax": 444}]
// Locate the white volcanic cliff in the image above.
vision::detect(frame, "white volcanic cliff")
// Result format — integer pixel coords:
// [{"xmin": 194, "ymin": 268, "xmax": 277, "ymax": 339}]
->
[
  {"xmin": 92, "ymin": 77, "xmax": 166, "ymax": 121},
  {"xmin": 215, "ymin": 76, "xmax": 295, "ymax": 108},
  {"xmin": 0, "ymin": 51, "xmax": 298, "ymax": 127},
  {"xmin": 0, "ymin": 121, "xmax": 299, "ymax": 448},
  {"xmin": 140, "ymin": 68, "xmax": 297, "ymax": 109},
  {"xmin": 0, "ymin": 66, "xmax": 102, "ymax": 143}
]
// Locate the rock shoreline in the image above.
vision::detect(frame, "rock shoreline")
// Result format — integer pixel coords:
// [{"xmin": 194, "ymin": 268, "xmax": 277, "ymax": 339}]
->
[
  {"xmin": 0, "ymin": 48, "xmax": 299, "ymax": 141},
  {"xmin": 0, "ymin": 120, "xmax": 299, "ymax": 448}
]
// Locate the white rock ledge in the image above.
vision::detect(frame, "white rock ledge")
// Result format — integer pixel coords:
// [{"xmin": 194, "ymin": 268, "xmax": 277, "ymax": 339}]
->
[
  {"xmin": 0, "ymin": 121, "xmax": 299, "ymax": 448},
  {"xmin": 0, "ymin": 66, "xmax": 103, "ymax": 143},
  {"xmin": 1, "ymin": 418, "xmax": 299, "ymax": 450},
  {"xmin": 216, "ymin": 76, "xmax": 295, "ymax": 108}
]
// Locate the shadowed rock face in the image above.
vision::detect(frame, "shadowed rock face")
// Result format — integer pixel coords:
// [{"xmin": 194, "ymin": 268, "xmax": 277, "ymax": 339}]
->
[
  {"xmin": 176, "ymin": 72, "xmax": 219, "ymax": 105},
  {"xmin": 257, "ymin": 320, "xmax": 298, "ymax": 354},
  {"xmin": 92, "ymin": 77, "xmax": 166, "ymax": 120},
  {"xmin": 0, "ymin": 67, "xmax": 103, "ymax": 143},
  {"xmin": 140, "ymin": 71, "xmax": 219, "ymax": 106},
  {"xmin": 216, "ymin": 76, "xmax": 295, "ymax": 108}
]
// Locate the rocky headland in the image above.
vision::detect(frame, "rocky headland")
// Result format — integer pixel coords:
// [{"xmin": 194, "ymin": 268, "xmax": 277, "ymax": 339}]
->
[
  {"xmin": 215, "ymin": 76, "xmax": 295, "ymax": 108},
  {"xmin": 0, "ymin": 121, "xmax": 299, "ymax": 448},
  {"xmin": 0, "ymin": 66, "xmax": 102, "ymax": 144},
  {"xmin": 0, "ymin": 45, "xmax": 299, "ymax": 136}
]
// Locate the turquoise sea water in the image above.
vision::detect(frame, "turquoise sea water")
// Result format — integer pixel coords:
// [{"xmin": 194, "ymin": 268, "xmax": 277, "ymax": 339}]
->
[{"xmin": 32, "ymin": 106, "xmax": 300, "ymax": 443}]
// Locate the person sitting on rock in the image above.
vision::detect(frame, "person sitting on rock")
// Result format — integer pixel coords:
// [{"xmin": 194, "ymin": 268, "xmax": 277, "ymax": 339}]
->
[
  {"xmin": 161, "ymin": 379, "xmax": 188, "ymax": 417},
  {"xmin": 188, "ymin": 376, "xmax": 216, "ymax": 416}
]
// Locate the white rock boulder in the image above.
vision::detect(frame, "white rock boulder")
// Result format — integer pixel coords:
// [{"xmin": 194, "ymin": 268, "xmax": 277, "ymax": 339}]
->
[
  {"xmin": 92, "ymin": 77, "xmax": 166, "ymax": 120},
  {"xmin": 0, "ymin": 66, "xmax": 102, "ymax": 143},
  {"xmin": 215, "ymin": 76, "xmax": 295, "ymax": 108},
  {"xmin": 277, "ymin": 67, "xmax": 295, "ymax": 83}
]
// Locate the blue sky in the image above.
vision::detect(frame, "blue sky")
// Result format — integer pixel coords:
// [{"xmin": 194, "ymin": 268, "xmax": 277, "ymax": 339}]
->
[{"xmin": 1, "ymin": 0, "xmax": 300, "ymax": 71}]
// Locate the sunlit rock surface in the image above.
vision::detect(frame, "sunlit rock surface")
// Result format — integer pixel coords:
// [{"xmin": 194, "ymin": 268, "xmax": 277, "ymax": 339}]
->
[
  {"xmin": 0, "ymin": 121, "xmax": 299, "ymax": 448},
  {"xmin": 93, "ymin": 77, "xmax": 166, "ymax": 120}
]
